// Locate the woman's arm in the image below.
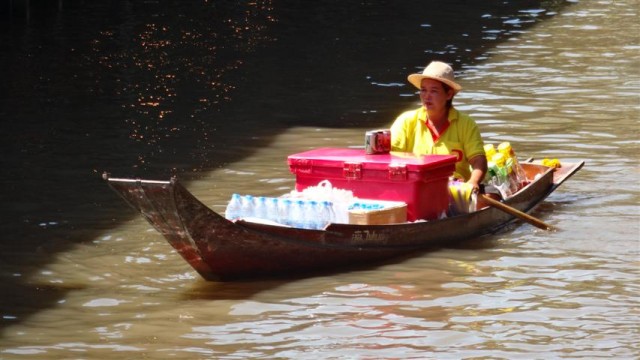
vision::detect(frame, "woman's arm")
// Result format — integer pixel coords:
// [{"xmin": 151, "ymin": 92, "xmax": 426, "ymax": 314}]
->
[{"xmin": 467, "ymin": 154, "xmax": 487, "ymax": 193}]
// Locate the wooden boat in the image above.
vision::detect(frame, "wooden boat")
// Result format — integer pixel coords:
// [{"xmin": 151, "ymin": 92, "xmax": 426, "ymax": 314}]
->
[{"xmin": 105, "ymin": 160, "xmax": 584, "ymax": 281}]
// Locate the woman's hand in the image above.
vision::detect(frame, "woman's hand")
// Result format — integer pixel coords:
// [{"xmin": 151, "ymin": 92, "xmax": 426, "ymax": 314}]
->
[{"xmin": 467, "ymin": 180, "xmax": 481, "ymax": 194}]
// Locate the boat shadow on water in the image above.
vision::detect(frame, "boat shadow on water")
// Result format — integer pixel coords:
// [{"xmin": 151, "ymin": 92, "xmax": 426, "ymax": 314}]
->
[{"xmin": 179, "ymin": 232, "xmax": 511, "ymax": 302}]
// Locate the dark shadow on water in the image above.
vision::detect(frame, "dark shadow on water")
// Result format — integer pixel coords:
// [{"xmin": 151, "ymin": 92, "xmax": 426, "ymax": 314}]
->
[
  {"xmin": 181, "ymin": 229, "xmax": 513, "ymax": 302},
  {"xmin": 0, "ymin": 0, "xmax": 573, "ymax": 329}
]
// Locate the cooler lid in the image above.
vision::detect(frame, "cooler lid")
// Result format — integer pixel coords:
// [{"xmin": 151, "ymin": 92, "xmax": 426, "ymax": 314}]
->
[{"xmin": 287, "ymin": 147, "xmax": 456, "ymax": 171}]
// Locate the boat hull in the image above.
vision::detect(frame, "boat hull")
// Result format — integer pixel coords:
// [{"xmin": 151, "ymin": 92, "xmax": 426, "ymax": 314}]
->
[{"xmin": 106, "ymin": 161, "xmax": 583, "ymax": 280}]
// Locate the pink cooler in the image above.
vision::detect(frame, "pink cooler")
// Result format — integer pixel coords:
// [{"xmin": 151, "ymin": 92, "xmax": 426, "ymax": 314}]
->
[{"xmin": 287, "ymin": 148, "xmax": 456, "ymax": 221}]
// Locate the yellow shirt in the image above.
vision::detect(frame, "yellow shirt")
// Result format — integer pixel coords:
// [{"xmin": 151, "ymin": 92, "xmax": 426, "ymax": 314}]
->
[{"xmin": 390, "ymin": 107, "xmax": 485, "ymax": 181}]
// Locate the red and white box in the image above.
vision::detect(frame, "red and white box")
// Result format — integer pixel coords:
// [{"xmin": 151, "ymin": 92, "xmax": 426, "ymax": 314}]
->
[{"xmin": 287, "ymin": 148, "xmax": 456, "ymax": 221}]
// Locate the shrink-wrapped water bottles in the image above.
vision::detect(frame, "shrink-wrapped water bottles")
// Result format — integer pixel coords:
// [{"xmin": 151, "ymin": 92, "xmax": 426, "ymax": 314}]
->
[{"xmin": 224, "ymin": 192, "xmax": 337, "ymax": 229}]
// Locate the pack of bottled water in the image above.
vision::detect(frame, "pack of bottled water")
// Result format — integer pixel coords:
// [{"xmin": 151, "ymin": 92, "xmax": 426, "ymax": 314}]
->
[
  {"xmin": 224, "ymin": 193, "xmax": 336, "ymax": 230},
  {"xmin": 225, "ymin": 181, "xmax": 360, "ymax": 229}
]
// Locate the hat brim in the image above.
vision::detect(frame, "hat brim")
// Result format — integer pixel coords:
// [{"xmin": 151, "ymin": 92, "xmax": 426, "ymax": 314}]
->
[{"xmin": 407, "ymin": 74, "xmax": 462, "ymax": 94}]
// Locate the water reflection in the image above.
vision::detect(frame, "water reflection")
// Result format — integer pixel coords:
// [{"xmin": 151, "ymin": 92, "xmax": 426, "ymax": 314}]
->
[{"xmin": 84, "ymin": 1, "xmax": 277, "ymax": 169}]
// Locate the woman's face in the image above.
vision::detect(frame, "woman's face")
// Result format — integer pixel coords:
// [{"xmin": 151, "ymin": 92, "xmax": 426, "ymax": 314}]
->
[{"xmin": 419, "ymin": 78, "xmax": 454, "ymax": 114}]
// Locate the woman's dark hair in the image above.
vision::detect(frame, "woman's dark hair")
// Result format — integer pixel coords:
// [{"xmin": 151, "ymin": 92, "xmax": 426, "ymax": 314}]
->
[{"xmin": 441, "ymin": 82, "xmax": 454, "ymax": 108}]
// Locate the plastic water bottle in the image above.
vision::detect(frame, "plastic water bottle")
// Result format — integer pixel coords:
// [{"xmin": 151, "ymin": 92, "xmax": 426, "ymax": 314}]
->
[
  {"xmin": 304, "ymin": 200, "xmax": 321, "ymax": 229},
  {"xmin": 254, "ymin": 196, "xmax": 268, "ymax": 220},
  {"xmin": 225, "ymin": 193, "xmax": 242, "ymax": 220},
  {"xmin": 301, "ymin": 200, "xmax": 313, "ymax": 229},
  {"xmin": 320, "ymin": 201, "xmax": 334, "ymax": 227},
  {"xmin": 266, "ymin": 197, "xmax": 279, "ymax": 222},
  {"xmin": 240, "ymin": 195, "xmax": 254, "ymax": 218},
  {"xmin": 278, "ymin": 199, "xmax": 292, "ymax": 226},
  {"xmin": 289, "ymin": 200, "xmax": 306, "ymax": 228}
]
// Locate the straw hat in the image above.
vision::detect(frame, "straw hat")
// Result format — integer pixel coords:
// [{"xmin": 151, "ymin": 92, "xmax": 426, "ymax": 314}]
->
[{"xmin": 407, "ymin": 61, "xmax": 462, "ymax": 94}]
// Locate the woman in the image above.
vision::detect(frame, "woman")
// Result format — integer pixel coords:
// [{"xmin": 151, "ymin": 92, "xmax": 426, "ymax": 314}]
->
[{"xmin": 390, "ymin": 61, "xmax": 487, "ymax": 194}]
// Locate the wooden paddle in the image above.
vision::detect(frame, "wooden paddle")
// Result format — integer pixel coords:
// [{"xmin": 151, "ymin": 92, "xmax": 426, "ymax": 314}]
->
[{"xmin": 480, "ymin": 194, "xmax": 553, "ymax": 231}]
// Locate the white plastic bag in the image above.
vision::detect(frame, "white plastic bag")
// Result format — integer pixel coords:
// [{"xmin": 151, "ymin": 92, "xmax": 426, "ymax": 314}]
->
[{"xmin": 284, "ymin": 180, "xmax": 354, "ymax": 224}]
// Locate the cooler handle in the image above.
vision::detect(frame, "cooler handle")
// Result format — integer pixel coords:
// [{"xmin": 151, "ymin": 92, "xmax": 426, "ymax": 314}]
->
[
  {"xmin": 343, "ymin": 162, "xmax": 362, "ymax": 180},
  {"xmin": 388, "ymin": 163, "xmax": 407, "ymax": 181}
]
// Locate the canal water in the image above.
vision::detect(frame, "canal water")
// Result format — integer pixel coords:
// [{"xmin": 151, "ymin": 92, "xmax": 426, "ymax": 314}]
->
[{"xmin": 1, "ymin": 0, "xmax": 638, "ymax": 358}]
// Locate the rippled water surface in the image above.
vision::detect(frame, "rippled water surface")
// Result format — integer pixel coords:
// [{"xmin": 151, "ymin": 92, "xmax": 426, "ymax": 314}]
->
[{"xmin": 1, "ymin": 0, "xmax": 638, "ymax": 359}]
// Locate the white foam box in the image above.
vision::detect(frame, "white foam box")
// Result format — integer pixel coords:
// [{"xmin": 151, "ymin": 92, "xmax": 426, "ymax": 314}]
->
[{"xmin": 347, "ymin": 199, "xmax": 407, "ymax": 225}]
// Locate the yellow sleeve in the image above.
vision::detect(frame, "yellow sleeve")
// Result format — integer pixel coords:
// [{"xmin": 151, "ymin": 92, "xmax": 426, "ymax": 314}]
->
[
  {"xmin": 390, "ymin": 110, "xmax": 417, "ymax": 152},
  {"xmin": 460, "ymin": 113, "xmax": 485, "ymax": 161}
]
